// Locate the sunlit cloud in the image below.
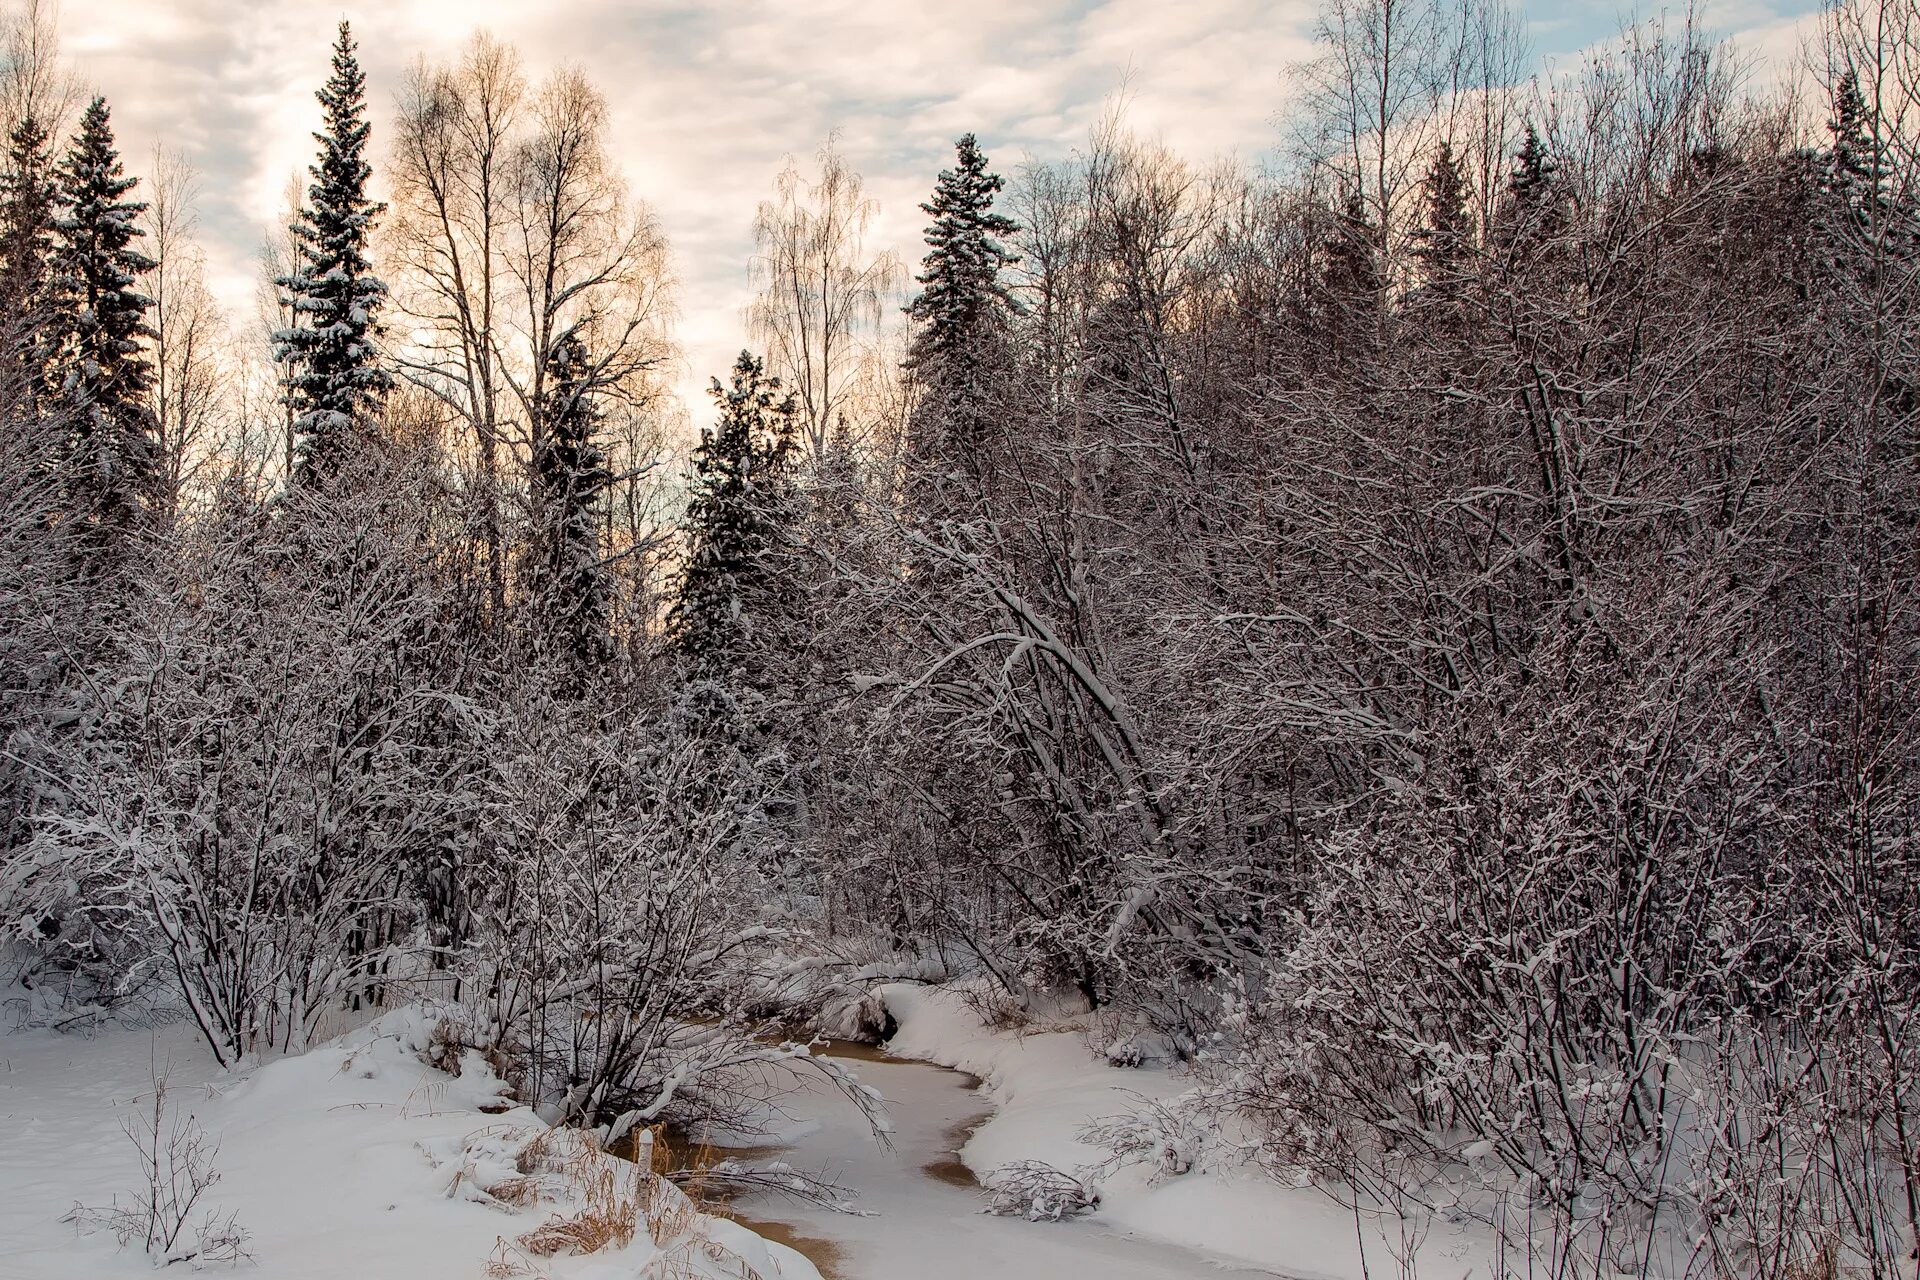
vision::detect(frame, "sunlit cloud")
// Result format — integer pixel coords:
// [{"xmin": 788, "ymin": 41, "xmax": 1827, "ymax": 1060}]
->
[{"xmin": 53, "ymin": 0, "xmax": 1826, "ymax": 426}]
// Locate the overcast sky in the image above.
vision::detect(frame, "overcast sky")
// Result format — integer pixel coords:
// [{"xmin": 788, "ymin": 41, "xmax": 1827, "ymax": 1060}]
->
[{"xmin": 58, "ymin": 0, "xmax": 1825, "ymax": 427}]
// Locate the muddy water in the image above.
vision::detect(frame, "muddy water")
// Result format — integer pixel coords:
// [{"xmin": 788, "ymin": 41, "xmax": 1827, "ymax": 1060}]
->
[
  {"xmin": 616, "ymin": 1121, "xmax": 853, "ymax": 1275},
  {"xmin": 919, "ymin": 1111, "xmax": 989, "ymax": 1189},
  {"xmin": 630, "ymin": 1040, "xmax": 1281, "ymax": 1280},
  {"xmin": 732, "ymin": 1214, "xmax": 850, "ymax": 1278}
]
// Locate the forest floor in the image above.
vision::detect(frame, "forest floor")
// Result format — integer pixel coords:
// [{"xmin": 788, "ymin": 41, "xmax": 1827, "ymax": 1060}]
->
[{"xmin": 0, "ymin": 982, "xmax": 1487, "ymax": 1280}]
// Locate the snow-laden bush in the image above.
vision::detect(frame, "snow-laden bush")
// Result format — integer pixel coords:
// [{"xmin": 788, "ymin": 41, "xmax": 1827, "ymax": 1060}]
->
[
  {"xmin": 981, "ymin": 1160, "xmax": 1101, "ymax": 1221},
  {"xmin": 435, "ymin": 690, "xmax": 890, "ymax": 1149},
  {"xmin": 64, "ymin": 1066, "xmax": 250, "ymax": 1267},
  {"xmin": 1083, "ymin": 1092, "xmax": 1210, "ymax": 1183},
  {"xmin": 1196, "ymin": 607, "xmax": 1920, "ymax": 1280},
  {"xmin": 13, "ymin": 458, "xmax": 478, "ymax": 1064}
]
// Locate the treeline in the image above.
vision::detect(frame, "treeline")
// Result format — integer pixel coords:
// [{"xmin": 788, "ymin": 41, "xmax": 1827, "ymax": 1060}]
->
[{"xmin": 0, "ymin": 1, "xmax": 1916, "ymax": 1278}]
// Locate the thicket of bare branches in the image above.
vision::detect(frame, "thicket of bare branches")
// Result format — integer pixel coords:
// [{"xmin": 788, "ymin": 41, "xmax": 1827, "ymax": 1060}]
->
[
  {"xmin": 0, "ymin": 2, "xmax": 1915, "ymax": 1276},
  {"xmin": 748, "ymin": 4, "xmax": 1920, "ymax": 1276}
]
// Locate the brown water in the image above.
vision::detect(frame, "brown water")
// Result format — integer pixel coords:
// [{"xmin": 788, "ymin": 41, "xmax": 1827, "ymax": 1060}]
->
[
  {"xmin": 610, "ymin": 1122, "xmax": 786, "ymax": 1175},
  {"xmin": 606, "ymin": 1039, "xmax": 965, "ymax": 1279},
  {"xmin": 732, "ymin": 1212, "xmax": 851, "ymax": 1278},
  {"xmin": 921, "ymin": 1111, "xmax": 988, "ymax": 1188},
  {"xmin": 612, "ymin": 1118, "xmax": 852, "ymax": 1277},
  {"xmin": 811, "ymin": 1038, "xmax": 903, "ymax": 1065}
]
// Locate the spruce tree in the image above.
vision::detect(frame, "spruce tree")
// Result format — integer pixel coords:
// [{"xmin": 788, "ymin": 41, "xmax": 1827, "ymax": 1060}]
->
[
  {"xmin": 1410, "ymin": 140, "xmax": 1474, "ymax": 288},
  {"xmin": 671, "ymin": 351, "xmax": 799, "ymax": 681},
  {"xmin": 1322, "ymin": 188, "xmax": 1381, "ymax": 359},
  {"xmin": 905, "ymin": 134, "xmax": 1017, "ymax": 490},
  {"xmin": 1825, "ymin": 70, "xmax": 1887, "ymax": 231},
  {"xmin": 276, "ymin": 20, "xmax": 391, "ymax": 487},
  {"xmin": 1511, "ymin": 125, "xmax": 1553, "ymax": 199},
  {"xmin": 908, "ymin": 134, "xmax": 1018, "ymax": 371},
  {"xmin": 1504, "ymin": 124, "xmax": 1560, "ymax": 241},
  {"xmin": 528, "ymin": 332, "xmax": 613, "ymax": 681},
  {"xmin": 51, "ymin": 97, "xmax": 159, "ymax": 548},
  {"xmin": 0, "ymin": 115, "xmax": 59, "ymax": 409}
]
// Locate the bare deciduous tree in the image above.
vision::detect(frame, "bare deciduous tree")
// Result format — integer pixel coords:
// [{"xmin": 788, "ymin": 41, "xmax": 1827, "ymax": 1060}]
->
[
  {"xmin": 143, "ymin": 147, "xmax": 228, "ymax": 517},
  {"xmin": 749, "ymin": 137, "xmax": 902, "ymax": 462}
]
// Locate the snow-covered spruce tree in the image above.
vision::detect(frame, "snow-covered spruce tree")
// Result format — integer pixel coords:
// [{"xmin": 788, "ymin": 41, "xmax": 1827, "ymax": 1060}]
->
[
  {"xmin": 671, "ymin": 351, "xmax": 800, "ymax": 691},
  {"xmin": 276, "ymin": 21, "xmax": 391, "ymax": 488},
  {"xmin": 49, "ymin": 96, "xmax": 159, "ymax": 554},
  {"xmin": 526, "ymin": 330, "xmax": 613, "ymax": 684},
  {"xmin": 0, "ymin": 115, "xmax": 59, "ymax": 405},
  {"xmin": 0, "ymin": 114, "xmax": 75, "ymax": 865},
  {"xmin": 1824, "ymin": 69, "xmax": 1886, "ymax": 227},
  {"xmin": 905, "ymin": 133, "xmax": 1017, "ymax": 501}
]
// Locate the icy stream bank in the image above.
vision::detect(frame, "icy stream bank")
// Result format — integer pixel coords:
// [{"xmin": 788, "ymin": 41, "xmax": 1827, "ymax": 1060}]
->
[{"xmin": 715, "ymin": 1036, "xmax": 1292, "ymax": 1280}]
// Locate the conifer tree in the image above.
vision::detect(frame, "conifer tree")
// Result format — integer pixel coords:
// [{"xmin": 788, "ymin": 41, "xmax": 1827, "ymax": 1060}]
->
[
  {"xmin": 0, "ymin": 115, "xmax": 59, "ymax": 408},
  {"xmin": 50, "ymin": 96, "xmax": 159, "ymax": 548},
  {"xmin": 1322, "ymin": 187, "xmax": 1381, "ymax": 359},
  {"xmin": 1825, "ymin": 69, "xmax": 1887, "ymax": 231},
  {"xmin": 908, "ymin": 134, "xmax": 1018, "ymax": 372},
  {"xmin": 1409, "ymin": 140, "xmax": 1474, "ymax": 289},
  {"xmin": 276, "ymin": 21, "xmax": 391, "ymax": 487},
  {"xmin": 1511, "ymin": 124, "xmax": 1552, "ymax": 199},
  {"xmin": 905, "ymin": 134, "xmax": 1017, "ymax": 490},
  {"xmin": 528, "ymin": 331, "xmax": 613, "ymax": 681},
  {"xmin": 1504, "ymin": 124, "xmax": 1559, "ymax": 240},
  {"xmin": 671, "ymin": 351, "xmax": 799, "ymax": 680}
]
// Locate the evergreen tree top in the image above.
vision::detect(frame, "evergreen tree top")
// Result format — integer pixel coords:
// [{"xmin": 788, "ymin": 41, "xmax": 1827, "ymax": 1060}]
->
[
  {"xmin": 1827, "ymin": 70, "xmax": 1884, "ymax": 189},
  {"xmin": 1410, "ymin": 140, "xmax": 1473, "ymax": 276},
  {"xmin": 48, "ymin": 93, "xmax": 160, "ymax": 537},
  {"xmin": 60, "ymin": 98, "xmax": 146, "ymax": 218},
  {"xmin": 917, "ymin": 135, "xmax": 1017, "ymax": 261},
  {"xmin": 703, "ymin": 351, "xmax": 799, "ymax": 462},
  {"xmin": 671, "ymin": 350, "xmax": 800, "ymax": 666},
  {"xmin": 54, "ymin": 97, "xmax": 154, "ymax": 309},
  {"xmin": 1510, "ymin": 124, "xmax": 1555, "ymax": 199},
  {"xmin": 908, "ymin": 133, "xmax": 1020, "ymax": 368},
  {"xmin": 306, "ymin": 21, "xmax": 381, "ymax": 229},
  {"xmin": 6, "ymin": 114, "xmax": 52, "ymax": 177},
  {"xmin": 0, "ymin": 114, "xmax": 57, "ymax": 257},
  {"xmin": 275, "ymin": 18, "xmax": 391, "ymax": 482}
]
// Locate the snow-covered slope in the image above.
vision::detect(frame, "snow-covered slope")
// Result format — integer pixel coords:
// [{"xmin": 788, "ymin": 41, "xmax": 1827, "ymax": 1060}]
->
[
  {"xmin": 0, "ymin": 1007, "xmax": 821, "ymax": 1280},
  {"xmin": 882, "ymin": 983, "xmax": 1488, "ymax": 1280}
]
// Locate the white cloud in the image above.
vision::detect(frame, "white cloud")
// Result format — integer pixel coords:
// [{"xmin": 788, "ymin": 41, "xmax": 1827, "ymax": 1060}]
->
[
  {"xmin": 51, "ymin": 0, "xmax": 1318, "ymax": 427},
  {"xmin": 51, "ymin": 0, "xmax": 1821, "ymax": 428}
]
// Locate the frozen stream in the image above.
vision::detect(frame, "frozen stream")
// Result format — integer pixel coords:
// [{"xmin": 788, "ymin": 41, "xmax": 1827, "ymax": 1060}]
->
[{"xmin": 718, "ymin": 1042, "xmax": 1290, "ymax": 1280}]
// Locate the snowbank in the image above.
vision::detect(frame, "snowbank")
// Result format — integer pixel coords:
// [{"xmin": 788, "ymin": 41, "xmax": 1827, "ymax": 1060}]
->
[
  {"xmin": 880, "ymin": 982, "xmax": 1488, "ymax": 1280},
  {"xmin": 0, "ymin": 1004, "xmax": 822, "ymax": 1280}
]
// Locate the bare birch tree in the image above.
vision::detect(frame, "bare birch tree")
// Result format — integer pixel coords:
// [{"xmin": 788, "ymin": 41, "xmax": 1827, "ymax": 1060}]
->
[
  {"xmin": 143, "ymin": 147, "xmax": 227, "ymax": 516},
  {"xmin": 387, "ymin": 42, "xmax": 674, "ymax": 637},
  {"xmin": 748, "ymin": 137, "xmax": 902, "ymax": 462}
]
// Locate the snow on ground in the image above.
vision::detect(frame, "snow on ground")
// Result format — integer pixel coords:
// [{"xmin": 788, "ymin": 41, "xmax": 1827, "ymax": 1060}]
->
[
  {"xmin": 2, "ymin": 982, "xmax": 1490, "ymax": 1280},
  {"xmin": 0, "ymin": 1004, "xmax": 821, "ymax": 1280},
  {"xmin": 720, "ymin": 1035, "xmax": 1287, "ymax": 1280},
  {"xmin": 879, "ymin": 982, "xmax": 1491, "ymax": 1280}
]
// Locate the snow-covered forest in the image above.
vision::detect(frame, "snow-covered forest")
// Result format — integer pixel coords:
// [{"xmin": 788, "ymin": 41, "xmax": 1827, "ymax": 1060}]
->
[{"xmin": 1, "ymin": 0, "xmax": 1917, "ymax": 1276}]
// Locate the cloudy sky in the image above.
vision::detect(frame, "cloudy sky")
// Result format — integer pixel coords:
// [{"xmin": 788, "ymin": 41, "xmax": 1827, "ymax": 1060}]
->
[{"xmin": 58, "ymin": 0, "xmax": 1824, "ymax": 426}]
